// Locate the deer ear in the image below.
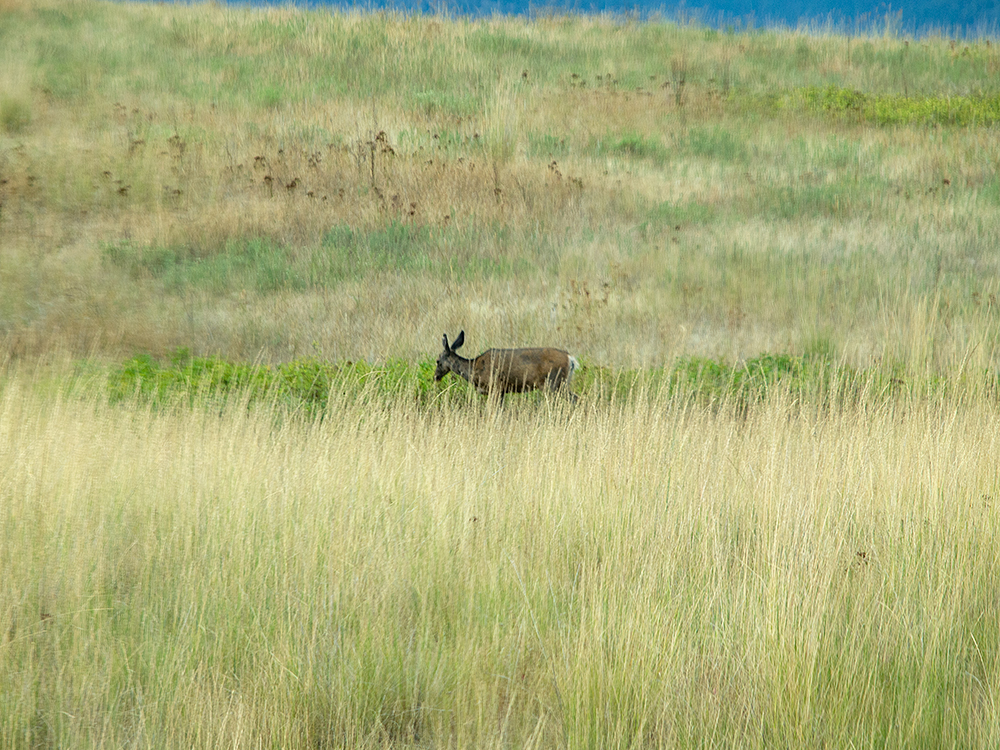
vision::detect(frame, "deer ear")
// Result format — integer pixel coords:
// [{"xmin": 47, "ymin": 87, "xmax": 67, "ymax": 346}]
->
[
  {"xmin": 453, "ymin": 330, "xmax": 465, "ymax": 350},
  {"xmin": 442, "ymin": 333, "xmax": 450, "ymax": 351}
]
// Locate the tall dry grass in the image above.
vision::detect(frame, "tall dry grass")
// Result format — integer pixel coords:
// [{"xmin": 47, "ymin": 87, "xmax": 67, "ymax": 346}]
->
[{"xmin": 1, "ymin": 368, "xmax": 997, "ymax": 747}]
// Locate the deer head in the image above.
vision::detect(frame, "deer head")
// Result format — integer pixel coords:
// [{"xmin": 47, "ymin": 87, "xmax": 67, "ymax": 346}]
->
[{"xmin": 435, "ymin": 330, "xmax": 466, "ymax": 382}]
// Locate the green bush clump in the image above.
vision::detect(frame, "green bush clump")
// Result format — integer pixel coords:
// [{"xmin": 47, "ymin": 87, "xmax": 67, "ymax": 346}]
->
[
  {"xmin": 106, "ymin": 351, "xmax": 443, "ymax": 414},
  {"xmin": 107, "ymin": 351, "xmax": 282, "ymax": 408}
]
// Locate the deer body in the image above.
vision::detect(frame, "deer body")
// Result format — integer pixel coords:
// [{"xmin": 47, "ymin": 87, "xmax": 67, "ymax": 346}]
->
[{"xmin": 435, "ymin": 331, "xmax": 579, "ymax": 402}]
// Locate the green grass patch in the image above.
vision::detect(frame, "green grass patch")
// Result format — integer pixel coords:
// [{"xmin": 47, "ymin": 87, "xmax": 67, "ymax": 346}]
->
[
  {"xmin": 103, "ymin": 238, "xmax": 312, "ymax": 293},
  {"xmin": 796, "ymin": 85, "xmax": 1000, "ymax": 127},
  {"xmin": 320, "ymin": 221, "xmax": 436, "ymax": 277},
  {"xmin": 582, "ymin": 353, "xmax": 924, "ymax": 411},
  {"xmin": 747, "ymin": 181, "xmax": 875, "ymax": 221},
  {"xmin": 0, "ymin": 96, "xmax": 31, "ymax": 134},
  {"xmin": 674, "ymin": 125, "xmax": 748, "ymax": 162},
  {"xmin": 527, "ymin": 132, "xmax": 571, "ymax": 159},
  {"xmin": 644, "ymin": 199, "xmax": 718, "ymax": 228},
  {"xmin": 408, "ymin": 90, "xmax": 482, "ymax": 118},
  {"xmin": 101, "ymin": 223, "xmax": 538, "ymax": 293},
  {"xmin": 588, "ymin": 133, "xmax": 668, "ymax": 164},
  {"xmin": 587, "ymin": 127, "xmax": 746, "ymax": 168}
]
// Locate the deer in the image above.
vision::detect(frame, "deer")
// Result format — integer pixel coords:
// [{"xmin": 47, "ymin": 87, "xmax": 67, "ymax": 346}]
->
[{"xmin": 434, "ymin": 330, "xmax": 580, "ymax": 404}]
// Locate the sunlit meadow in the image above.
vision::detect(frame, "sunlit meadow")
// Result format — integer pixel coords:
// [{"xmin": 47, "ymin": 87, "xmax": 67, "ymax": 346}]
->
[{"xmin": 2, "ymin": 0, "xmax": 1000, "ymax": 747}]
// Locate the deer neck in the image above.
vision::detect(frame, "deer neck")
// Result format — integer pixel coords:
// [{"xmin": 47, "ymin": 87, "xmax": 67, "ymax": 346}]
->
[{"xmin": 448, "ymin": 352, "xmax": 475, "ymax": 383}]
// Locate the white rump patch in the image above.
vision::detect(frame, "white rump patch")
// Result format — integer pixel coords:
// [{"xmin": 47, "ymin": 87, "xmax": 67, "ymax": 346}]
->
[{"xmin": 567, "ymin": 355, "xmax": 580, "ymax": 383}]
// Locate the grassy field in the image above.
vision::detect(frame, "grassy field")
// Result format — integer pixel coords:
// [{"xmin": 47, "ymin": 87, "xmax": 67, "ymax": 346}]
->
[
  {"xmin": 2, "ymin": 0, "xmax": 1000, "ymax": 369},
  {"xmin": 2, "ymin": 0, "xmax": 1000, "ymax": 747},
  {"xmin": 2, "ymin": 369, "xmax": 999, "ymax": 748}
]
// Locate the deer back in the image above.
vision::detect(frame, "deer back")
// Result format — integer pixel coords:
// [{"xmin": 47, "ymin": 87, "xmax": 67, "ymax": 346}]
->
[{"xmin": 471, "ymin": 347, "xmax": 574, "ymax": 394}]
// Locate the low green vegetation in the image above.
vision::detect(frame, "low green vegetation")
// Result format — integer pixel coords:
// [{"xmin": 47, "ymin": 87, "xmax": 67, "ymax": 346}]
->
[
  {"xmin": 0, "ymin": 96, "xmax": 31, "ymax": 134},
  {"xmin": 104, "ymin": 351, "xmax": 435, "ymax": 414},
  {"xmin": 101, "ymin": 223, "xmax": 537, "ymax": 293},
  {"xmin": 794, "ymin": 85, "xmax": 1000, "ymax": 126},
  {"xmin": 103, "ymin": 349, "xmax": 965, "ymax": 414},
  {"xmin": 588, "ymin": 132, "xmax": 670, "ymax": 164}
]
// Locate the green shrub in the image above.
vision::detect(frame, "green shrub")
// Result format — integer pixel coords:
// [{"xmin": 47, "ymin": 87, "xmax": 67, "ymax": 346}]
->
[{"xmin": 105, "ymin": 351, "xmax": 453, "ymax": 414}]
